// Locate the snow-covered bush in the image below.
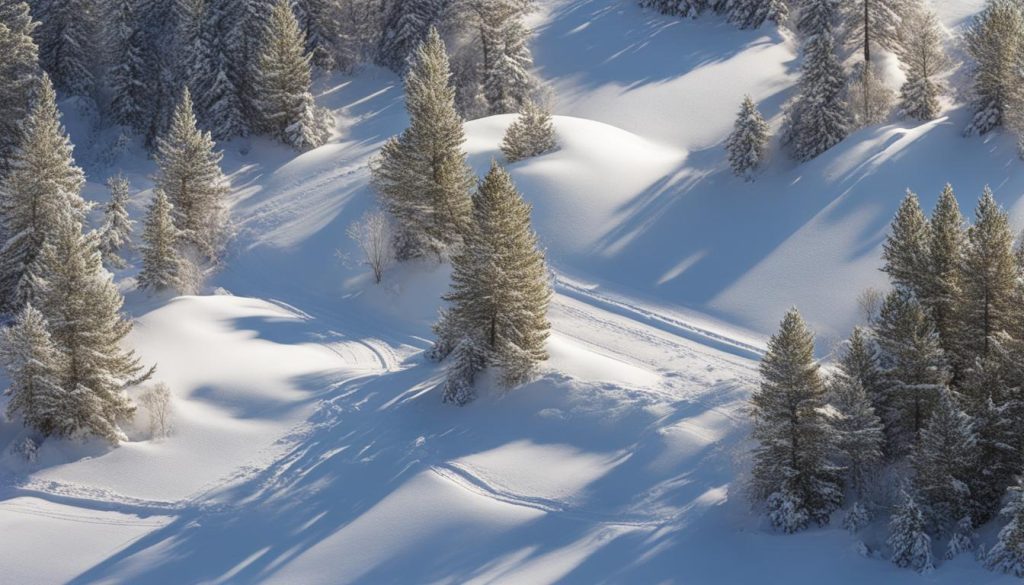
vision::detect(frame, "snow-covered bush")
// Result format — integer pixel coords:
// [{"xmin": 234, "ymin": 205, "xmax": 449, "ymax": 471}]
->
[{"xmin": 139, "ymin": 383, "xmax": 173, "ymax": 440}]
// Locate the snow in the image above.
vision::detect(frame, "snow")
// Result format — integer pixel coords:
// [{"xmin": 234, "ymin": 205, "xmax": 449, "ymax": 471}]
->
[{"xmin": 2, "ymin": 0, "xmax": 1023, "ymax": 582}]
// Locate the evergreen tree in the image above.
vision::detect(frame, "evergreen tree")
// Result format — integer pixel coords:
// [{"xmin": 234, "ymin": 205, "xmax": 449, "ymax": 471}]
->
[
  {"xmin": 963, "ymin": 0, "xmax": 1024, "ymax": 136},
  {"xmin": 98, "ymin": 175, "xmax": 134, "ymax": 270},
  {"xmin": 727, "ymin": 0, "xmax": 787, "ymax": 29},
  {"xmin": 435, "ymin": 160, "xmax": 551, "ymax": 398},
  {"xmin": 501, "ymin": 98, "xmax": 557, "ymax": 162},
  {"xmin": 441, "ymin": 334, "xmax": 487, "ymax": 405},
  {"xmin": 371, "ymin": 28, "xmax": 475, "ymax": 260},
  {"xmin": 482, "ymin": 15, "xmax": 533, "ymax": 115},
  {"xmin": 0, "ymin": 1, "xmax": 40, "ymax": 175},
  {"xmin": 0, "ymin": 75, "xmax": 88, "ymax": 312},
  {"xmin": 840, "ymin": 0, "xmax": 906, "ymax": 63},
  {"xmin": 34, "ymin": 218, "xmax": 152, "ymax": 443},
  {"xmin": 838, "ymin": 326, "xmax": 886, "ymax": 416},
  {"xmin": 1, "ymin": 303, "xmax": 64, "ymax": 436},
  {"xmin": 31, "ymin": 0, "xmax": 101, "ymax": 94},
  {"xmin": 875, "ymin": 289, "xmax": 948, "ymax": 455},
  {"xmin": 252, "ymin": 0, "xmax": 331, "ymax": 149},
  {"xmin": 785, "ymin": 27, "xmax": 850, "ymax": 161},
  {"xmin": 154, "ymin": 88, "xmax": 230, "ymax": 262},
  {"xmin": 923, "ymin": 185, "xmax": 965, "ymax": 359},
  {"xmin": 987, "ymin": 475, "xmax": 1024, "ymax": 577},
  {"xmin": 377, "ymin": 0, "xmax": 441, "ymax": 72},
  {"xmin": 292, "ymin": 0, "xmax": 342, "ymax": 70},
  {"xmin": 946, "ymin": 515, "xmax": 977, "ymax": 559},
  {"xmin": 913, "ymin": 387, "xmax": 977, "ymax": 529},
  {"xmin": 726, "ymin": 95, "xmax": 769, "ymax": 180},
  {"xmin": 888, "ymin": 487, "xmax": 935, "ymax": 573},
  {"xmin": 750, "ymin": 308, "xmax": 841, "ymax": 532},
  {"xmin": 107, "ymin": 0, "xmax": 152, "ymax": 132},
  {"xmin": 827, "ymin": 373, "xmax": 883, "ymax": 496},
  {"xmin": 138, "ymin": 189, "xmax": 186, "ymax": 292},
  {"xmin": 796, "ymin": 0, "xmax": 838, "ymax": 40},
  {"xmin": 881, "ymin": 190, "xmax": 930, "ymax": 300},
  {"xmin": 895, "ymin": 7, "xmax": 950, "ymax": 121}
]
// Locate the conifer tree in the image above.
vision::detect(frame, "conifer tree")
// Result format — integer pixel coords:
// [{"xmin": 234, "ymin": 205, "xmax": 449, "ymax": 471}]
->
[
  {"xmin": 98, "ymin": 175, "xmax": 134, "ymax": 270},
  {"xmin": 924, "ymin": 185, "xmax": 964, "ymax": 358},
  {"xmin": 896, "ymin": 7, "xmax": 950, "ymax": 121},
  {"xmin": 31, "ymin": 0, "xmax": 101, "ymax": 94},
  {"xmin": 727, "ymin": 0, "xmax": 788, "ymax": 29},
  {"xmin": 888, "ymin": 487, "xmax": 935, "ymax": 573},
  {"xmin": 483, "ymin": 16, "xmax": 534, "ymax": 115},
  {"xmin": 377, "ymin": 0, "xmax": 441, "ymax": 72},
  {"xmin": 987, "ymin": 476, "xmax": 1024, "ymax": 577},
  {"xmin": 0, "ymin": 1, "xmax": 40, "ymax": 175},
  {"xmin": 501, "ymin": 99, "xmax": 557, "ymax": 162},
  {"xmin": 913, "ymin": 388, "xmax": 977, "ymax": 529},
  {"xmin": 750, "ymin": 308, "xmax": 841, "ymax": 532},
  {"xmin": 138, "ymin": 189, "xmax": 186, "ymax": 292},
  {"xmin": 292, "ymin": 0, "xmax": 342, "ymax": 70},
  {"xmin": 838, "ymin": 326, "xmax": 887, "ymax": 416},
  {"xmin": 0, "ymin": 75, "xmax": 88, "ymax": 312},
  {"xmin": 726, "ymin": 95, "xmax": 769, "ymax": 180},
  {"xmin": 827, "ymin": 374, "xmax": 883, "ymax": 496},
  {"xmin": 34, "ymin": 218, "xmax": 152, "ymax": 443},
  {"xmin": 875, "ymin": 289, "xmax": 948, "ymax": 455},
  {"xmin": 1, "ymin": 303, "xmax": 64, "ymax": 436},
  {"xmin": 371, "ymin": 28, "xmax": 475, "ymax": 260},
  {"xmin": 964, "ymin": 0, "xmax": 1024, "ymax": 136},
  {"xmin": 786, "ymin": 26, "xmax": 850, "ymax": 161},
  {"xmin": 107, "ymin": 0, "xmax": 151, "ymax": 133},
  {"xmin": 840, "ymin": 0, "xmax": 905, "ymax": 63},
  {"xmin": 252, "ymin": 0, "xmax": 331, "ymax": 150},
  {"xmin": 796, "ymin": 0, "xmax": 838, "ymax": 40},
  {"xmin": 154, "ymin": 88, "xmax": 230, "ymax": 262},
  {"xmin": 881, "ymin": 190, "xmax": 930, "ymax": 300},
  {"xmin": 435, "ymin": 161, "xmax": 551, "ymax": 400}
]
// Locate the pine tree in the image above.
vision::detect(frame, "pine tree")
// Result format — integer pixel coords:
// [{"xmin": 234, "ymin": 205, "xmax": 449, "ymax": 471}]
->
[
  {"xmin": 913, "ymin": 387, "xmax": 977, "ymax": 529},
  {"xmin": 377, "ymin": 0, "xmax": 441, "ymax": 72},
  {"xmin": 750, "ymin": 308, "xmax": 841, "ymax": 531},
  {"xmin": 252, "ymin": 0, "xmax": 331, "ymax": 150},
  {"xmin": 501, "ymin": 99, "xmax": 557, "ymax": 162},
  {"xmin": 888, "ymin": 487, "xmax": 935, "ymax": 573},
  {"xmin": 0, "ymin": 75, "xmax": 88, "ymax": 313},
  {"xmin": 946, "ymin": 515, "xmax": 977, "ymax": 559},
  {"xmin": 107, "ymin": 0, "xmax": 152, "ymax": 133},
  {"xmin": 98, "ymin": 175, "xmax": 134, "ymax": 270},
  {"xmin": 435, "ymin": 160, "xmax": 551, "ymax": 395},
  {"xmin": 964, "ymin": 0, "xmax": 1024, "ymax": 136},
  {"xmin": 292, "ymin": 0, "xmax": 342, "ymax": 70},
  {"xmin": 34, "ymin": 218, "xmax": 152, "ymax": 443},
  {"xmin": 138, "ymin": 189, "xmax": 187, "ymax": 292},
  {"xmin": 727, "ymin": 0, "xmax": 788, "ymax": 29},
  {"xmin": 786, "ymin": 27, "xmax": 850, "ymax": 161},
  {"xmin": 959, "ymin": 188, "xmax": 1018, "ymax": 366},
  {"xmin": 371, "ymin": 28, "xmax": 475, "ymax": 260},
  {"xmin": 827, "ymin": 373, "xmax": 883, "ymax": 496},
  {"xmin": 31, "ymin": 0, "xmax": 101, "ymax": 94},
  {"xmin": 154, "ymin": 88, "xmax": 230, "ymax": 262},
  {"xmin": 838, "ymin": 326, "xmax": 887, "ymax": 420},
  {"xmin": 987, "ymin": 475, "xmax": 1024, "ymax": 577},
  {"xmin": 483, "ymin": 16, "xmax": 534, "ymax": 115},
  {"xmin": 796, "ymin": 0, "xmax": 838, "ymax": 40},
  {"xmin": 875, "ymin": 289, "xmax": 948, "ymax": 455},
  {"xmin": 840, "ymin": 0, "xmax": 906, "ymax": 63},
  {"xmin": 0, "ymin": 1, "xmax": 40, "ymax": 175},
  {"xmin": 726, "ymin": 95, "xmax": 769, "ymax": 180},
  {"xmin": 923, "ymin": 185, "xmax": 965, "ymax": 359},
  {"xmin": 846, "ymin": 60, "xmax": 894, "ymax": 127},
  {"xmin": 896, "ymin": 7, "xmax": 950, "ymax": 121},
  {"xmin": 1, "ymin": 303, "xmax": 65, "ymax": 436},
  {"xmin": 442, "ymin": 334, "xmax": 488, "ymax": 405},
  {"xmin": 881, "ymin": 190, "xmax": 930, "ymax": 300}
]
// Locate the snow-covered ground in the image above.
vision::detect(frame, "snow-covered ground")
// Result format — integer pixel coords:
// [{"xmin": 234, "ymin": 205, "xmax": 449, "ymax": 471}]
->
[{"xmin": 2, "ymin": 0, "xmax": 1023, "ymax": 582}]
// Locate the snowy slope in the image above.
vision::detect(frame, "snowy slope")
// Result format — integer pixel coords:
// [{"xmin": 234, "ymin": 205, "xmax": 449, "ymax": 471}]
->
[{"xmin": 1, "ymin": 0, "xmax": 1022, "ymax": 583}]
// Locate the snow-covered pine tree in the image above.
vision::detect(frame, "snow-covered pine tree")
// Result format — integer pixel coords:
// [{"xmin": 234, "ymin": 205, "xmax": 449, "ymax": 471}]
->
[
  {"xmin": 895, "ymin": 7, "xmax": 950, "ymax": 121},
  {"xmin": 796, "ymin": 0, "xmax": 838, "ymax": 40},
  {"xmin": 292, "ymin": 0, "xmax": 342, "ymax": 70},
  {"xmin": 838, "ymin": 326, "xmax": 887, "ymax": 420},
  {"xmin": 785, "ymin": 24, "xmax": 850, "ymax": 161},
  {"xmin": 1, "ymin": 303, "xmax": 65, "ymax": 436},
  {"xmin": 98, "ymin": 174, "xmax": 134, "ymax": 270},
  {"xmin": 138, "ymin": 188, "xmax": 186, "ymax": 292},
  {"xmin": 881, "ymin": 190, "xmax": 930, "ymax": 300},
  {"xmin": 987, "ymin": 475, "xmax": 1024, "ymax": 577},
  {"xmin": 726, "ymin": 95, "xmax": 769, "ymax": 180},
  {"xmin": 0, "ymin": 1, "xmax": 40, "ymax": 175},
  {"xmin": 501, "ymin": 98, "xmax": 557, "ymax": 162},
  {"xmin": 923, "ymin": 185, "xmax": 964, "ymax": 360},
  {"xmin": 435, "ymin": 160, "xmax": 551, "ymax": 395},
  {"xmin": 483, "ymin": 15, "xmax": 534, "ymax": 115},
  {"xmin": 441, "ymin": 334, "xmax": 488, "ymax": 405},
  {"xmin": 958, "ymin": 188, "xmax": 1018, "ymax": 366},
  {"xmin": 874, "ymin": 289, "xmax": 949, "ymax": 456},
  {"xmin": 946, "ymin": 514, "xmax": 977, "ymax": 559},
  {"xmin": 34, "ymin": 218, "xmax": 152, "ymax": 443},
  {"xmin": 107, "ymin": 0, "xmax": 152, "ymax": 133},
  {"xmin": 154, "ymin": 88, "xmax": 230, "ymax": 262},
  {"xmin": 888, "ymin": 486, "xmax": 935, "ymax": 573},
  {"xmin": 843, "ymin": 501, "xmax": 870, "ymax": 533},
  {"xmin": 0, "ymin": 75, "xmax": 88, "ymax": 313},
  {"xmin": 370, "ymin": 27, "xmax": 475, "ymax": 260},
  {"xmin": 377, "ymin": 0, "xmax": 441, "ymax": 72},
  {"xmin": 31, "ymin": 0, "xmax": 101, "ymax": 94},
  {"xmin": 913, "ymin": 387, "xmax": 977, "ymax": 530},
  {"xmin": 750, "ymin": 308, "xmax": 841, "ymax": 532},
  {"xmin": 727, "ymin": 0, "xmax": 787, "ymax": 30},
  {"xmin": 840, "ymin": 0, "xmax": 906, "ymax": 63},
  {"xmin": 963, "ymin": 0, "xmax": 1024, "ymax": 136},
  {"xmin": 252, "ymin": 0, "xmax": 331, "ymax": 150},
  {"xmin": 827, "ymin": 373, "xmax": 883, "ymax": 496},
  {"xmin": 846, "ymin": 60, "xmax": 894, "ymax": 127}
]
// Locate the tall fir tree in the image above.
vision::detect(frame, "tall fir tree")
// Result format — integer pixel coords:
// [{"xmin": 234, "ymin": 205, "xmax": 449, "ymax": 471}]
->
[
  {"xmin": 1, "ymin": 303, "xmax": 64, "ymax": 436},
  {"xmin": 138, "ymin": 189, "xmax": 186, "ymax": 292},
  {"xmin": 154, "ymin": 88, "xmax": 230, "ymax": 262},
  {"xmin": 838, "ymin": 326, "xmax": 887, "ymax": 417},
  {"xmin": 786, "ymin": 25, "xmax": 850, "ymax": 161},
  {"xmin": 923, "ymin": 185, "xmax": 965, "ymax": 361},
  {"xmin": 377, "ymin": 0, "xmax": 441, "ymax": 72},
  {"xmin": 840, "ymin": 0, "xmax": 906, "ymax": 63},
  {"xmin": 98, "ymin": 174, "xmax": 135, "ymax": 270},
  {"xmin": 107, "ymin": 0, "xmax": 152, "ymax": 132},
  {"xmin": 881, "ymin": 190, "xmax": 930, "ymax": 300},
  {"xmin": 435, "ymin": 160, "xmax": 551, "ymax": 402},
  {"xmin": 31, "ymin": 0, "xmax": 101, "ymax": 94},
  {"xmin": 371, "ymin": 28, "xmax": 475, "ymax": 260},
  {"xmin": 0, "ymin": 75, "xmax": 88, "ymax": 312},
  {"xmin": 895, "ymin": 7, "xmax": 950, "ymax": 121},
  {"xmin": 292, "ymin": 0, "xmax": 342, "ymax": 70},
  {"xmin": 0, "ymin": 0, "xmax": 41, "ymax": 175},
  {"xmin": 827, "ymin": 373, "xmax": 883, "ymax": 496},
  {"xmin": 963, "ymin": 0, "xmax": 1024, "ymax": 136},
  {"xmin": 750, "ymin": 308, "xmax": 841, "ymax": 532},
  {"xmin": 913, "ymin": 387, "xmax": 978, "ymax": 530},
  {"xmin": 796, "ymin": 0, "xmax": 838, "ymax": 40},
  {"xmin": 482, "ymin": 15, "xmax": 533, "ymax": 115},
  {"xmin": 252, "ymin": 0, "xmax": 331, "ymax": 149},
  {"xmin": 726, "ymin": 95, "xmax": 769, "ymax": 180}
]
